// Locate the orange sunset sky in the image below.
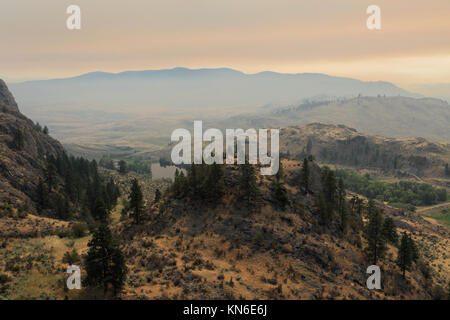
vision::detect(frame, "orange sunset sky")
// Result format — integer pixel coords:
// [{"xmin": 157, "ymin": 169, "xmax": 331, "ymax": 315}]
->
[{"xmin": 0, "ymin": 0, "xmax": 449, "ymax": 93}]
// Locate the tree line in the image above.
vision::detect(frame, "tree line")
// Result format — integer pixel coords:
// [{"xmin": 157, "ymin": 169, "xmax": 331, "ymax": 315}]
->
[
  {"xmin": 35, "ymin": 153, "xmax": 120, "ymax": 222},
  {"xmin": 335, "ymin": 169, "xmax": 447, "ymax": 207}
]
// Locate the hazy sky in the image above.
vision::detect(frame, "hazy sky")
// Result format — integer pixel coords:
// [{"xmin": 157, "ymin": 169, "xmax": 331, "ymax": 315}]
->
[{"xmin": 1, "ymin": 0, "xmax": 449, "ymax": 88}]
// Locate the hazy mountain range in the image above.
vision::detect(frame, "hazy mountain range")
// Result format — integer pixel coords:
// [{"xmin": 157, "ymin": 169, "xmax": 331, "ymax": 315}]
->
[
  {"xmin": 9, "ymin": 67, "xmax": 418, "ymax": 111},
  {"xmin": 5, "ymin": 68, "xmax": 450, "ymax": 153}
]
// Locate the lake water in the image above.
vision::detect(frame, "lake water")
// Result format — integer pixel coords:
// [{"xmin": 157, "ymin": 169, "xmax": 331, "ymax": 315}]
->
[{"xmin": 151, "ymin": 163, "xmax": 185, "ymax": 180}]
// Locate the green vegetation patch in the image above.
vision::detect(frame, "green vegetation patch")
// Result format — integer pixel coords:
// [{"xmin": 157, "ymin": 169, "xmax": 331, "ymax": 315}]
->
[
  {"xmin": 335, "ymin": 169, "xmax": 447, "ymax": 208},
  {"xmin": 423, "ymin": 209, "xmax": 450, "ymax": 227}
]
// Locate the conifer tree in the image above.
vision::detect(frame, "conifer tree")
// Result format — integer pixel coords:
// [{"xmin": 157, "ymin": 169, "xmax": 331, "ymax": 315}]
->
[
  {"xmin": 45, "ymin": 162, "xmax": 57, "ymax": 191},
  {"xmin": 84, "ymin": 224, "xmax": 127, "ymax": 296},
  {"xmin": 239, "ymin": 162, "xmax": 259, "ymax": 205},
  {"xmin": 300, "ymin": 158, "xmax": 310, "ymax": 195},
  {"xmin": 154, "ymin": 188, "xmax": 161, "ymax": 204},
  {"xmin": 337, "ymin": 178, "xmax": 348, "ymax": 231},
  {"xmin": 129, "ymin": 178, "xmax": 144, "ymax": 224},
  {"xmin": 397, "ymin": 232, "xmax": 413, "ymax": 278},
  {"xmin": 12, "ymin": 128, "xmax": 25, "ymax": 150},
  {"xmin": 272, "ymin": 160, "xmax": 288, "ymax": 208},
  {"xmin": 276, "ymin": 160, "xmax": 284, "ymax": 182},
  {"xmin": 322, "ymin": 167, "xmax": 337, "ymax": 207},
  {"xmin": 43, "ymin": 126, "xmax": 49, "ymax": 135},
  {"xmin": 408, "ymin": 235, "xmax": 419, "ymax": 263},
  {"xmin": 272, "ymin": 180, "xmax": 289, "ymax": 208},
  {"xmin": 364, "ymin": 205, "xmax": 387, "ymax": 264},
  {"xmin": 306, "ymin": 138, "xmax": 313, "ymax": 155},
  {"xmin": 93, "ymin": 197, "xmax": 108, "ymax": 222},
  {"xmin": 382, "ymin": 217, "xmax": 398, "ymax": 245},
  {"xmin": 118, "ymin": 160, "xmax": 127, "ymax": 174},
  {"xmin": 205, "ymin": 163, "xmax": 224, "ymax": 201},
  {"xmin": 318, "ymin": 193, "xmax": 330, "ymax": 226},
  {"xmin": 36, "ymin": 178, "xmax": 48, "ymax": 212}
]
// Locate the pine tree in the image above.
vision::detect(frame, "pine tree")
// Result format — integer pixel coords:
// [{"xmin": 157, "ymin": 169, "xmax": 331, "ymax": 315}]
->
[
  {"xmin": 397, "ymin": 232, "xmax": 413, "ymax": 278},
  {"xmin": 36, "ymin": 178, "xmax": 48, "ymax": 212},
  {"xmin": 45, "ymin": 162, "xmax": 57, "ymax": 191},
  {"xmin": 445, "ymin": 163, "xmax": 450, "ymax": 177},
  {"xmin": 408, "ymin": 235, "xmax": 419, "ymax": 263},
  {"xmin": 318, "ymin": 193, "xmax": 330, "ymax": 226},
  {"xmin": 84, "ymin": 224, "xmax": 127, "ymax": 296},
  {"xmin": 364, "ymin": 206, "xmax": 387, "ymax": 264},
  {"xmin": 129, "ymin": 178, "xmax": 144, "ymax": 224},
  {"xmin": 239, "ymin": 162, "xmax": 259, "ymax": 206},
  {"xmin": 306, "ymin": 138, "xmax": 313, "ymax": 155},
  {"xmin": 172, "ymin": 169, "xmax": 187, "ymax": 197},
  {"xmin": 337, "ymin": 178, "xmax": 348, "ymax": 232},
  {"xmin": 12, "ymin": 128, "xmax": 25, "ymax": 150},
  {"xmin": 154, "ymin": 188, "xmax": 161, "ymax": 204},
  {"xmin": 54, "ymin": 194, "xmax": 71, "ymax": 220},
  {"xmin": 382, "ymin": 217, "xmax": 398, "ymax": 245},
  {"xmin": 322, "ymin": 167, "xmax": 337, "ymax": 207},
  {"xmin": 92, "ymin": 197, "xmax": 108, "ymax": 222},
  {"xmin": 205, "ymin": 163, "xmax": 224, "ymax": 201},
  {"xmin": 272, "ymin": 180, "xmax": 289, "ymax": 208},
  {"xmin": 276, "ymin": 160, "xmax": 284, "ymax": 182},
  {"xmin": 118, "ymin": 160, "xmax": 127, "ymax": 174},
  {"xmin": 43, "ymin": 126, "xmax": 49, "ymax": 135},
  {"xmin": 299, "ymin": 158, "xmax": 310, "ymax": 195}
]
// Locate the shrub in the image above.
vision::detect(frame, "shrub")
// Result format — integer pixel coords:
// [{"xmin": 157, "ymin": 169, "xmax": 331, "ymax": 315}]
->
[
  {"xmin": 62, "ymin": 249, "xmax": 81, "ymax": 265},
  {"xmin": 71, "ymin": 222, "xmax": 88, "ymax": 238}
]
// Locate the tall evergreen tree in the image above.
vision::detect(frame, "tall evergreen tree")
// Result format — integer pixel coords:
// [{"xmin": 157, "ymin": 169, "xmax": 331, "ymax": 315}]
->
[
  {"xmin": 382, "ymin": 217, "xmax": 398, "ymax": 245},
  {"xmin": 318, "ymin": 193, "xmax": 330, "ymax": 226},
  {"xmin": 45, "ymin": 162, "xmax": 57, "ymax": 191},
  {"xmin": 154, "ymin": 188, "xmax": 161, "ymax": 204},
  {"xmin": 239, "ymin": 162, "xmax": 259, "ymax": 206},
  {"xmin": 322, "ymin": 167, "xmax": 337, "ymax": 207},
  {"xmin": 408, "ymin": 235, "xmax": 419, "ymax": 263},
  {"xmin": 36, "ymin": 178, "xmax": 48, "ymax": 212},
  {"xmin": 364, "ymin": 205, "xmax": 387, "ymax": 264},
  {"xmin": 118, "ymin": 160, "xmax": 128, "ymax": 174},
  {"xmin": 306, "ymin": 138, "xmax": 313, "ymax": 155},
  {"xmin": 397, "ymin": 232, "xmax": 413, "ymax": 278},
  {"xmin": 204, "ymin": 163, "xmax": 224, "ymax": 201},
  {"xmin": 84, "ymin": 224, "xmax": 127, "ymax": 296},
  {"xmin": 129, "ymin": 178, "xmax": 144, "ymax": 224},
  {"xmin": 300, "ymin": 158, "xmax": 310, "ymax": 195},
  {"xmin": 93, "ymin": 197, "xmax": 108, "ymax": 222},
  {"xmin": 337, "ymin": 178, "xmax": 348, "ymax": 231},
  {"xmin": 12, "ymin": 128, "xmax": 25, "ymax": 150},
  {"xmin": 272, "ymin": 180, "xmax": 289, "ymax": 208},
  {"xmin": 276, "ymin": 160, "xmax": 284, "ymax": 182}
]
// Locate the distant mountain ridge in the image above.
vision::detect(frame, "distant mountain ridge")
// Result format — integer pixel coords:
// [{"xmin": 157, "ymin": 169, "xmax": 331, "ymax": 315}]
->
[
  {"xmin": 9, "ymin": 67, "xmax": 419, "ymax": 112},
  {"xmin": 212, "ymin": 96, "xmax": 450, "ymax": 142}
]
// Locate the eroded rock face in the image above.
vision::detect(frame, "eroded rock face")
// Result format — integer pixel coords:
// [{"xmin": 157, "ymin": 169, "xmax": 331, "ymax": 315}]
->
[
  {"xmin": 0, "ymin": 80, "xmax": 19, "ymax": 113},
  {"xmin": 0, "ymin": 79, "xmax": 64, "ymax": 211}
]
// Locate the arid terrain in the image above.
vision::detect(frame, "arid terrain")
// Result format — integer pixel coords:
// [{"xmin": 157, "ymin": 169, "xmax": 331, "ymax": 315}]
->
[{"xmin": 0, "ymin": 79, "xmax": 449, "ymax": 300}]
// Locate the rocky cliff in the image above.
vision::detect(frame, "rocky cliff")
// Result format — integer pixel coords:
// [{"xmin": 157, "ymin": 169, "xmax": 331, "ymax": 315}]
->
[{"xmin": 0, "ymin": 80, "xmax": 64, "ymax": 212}]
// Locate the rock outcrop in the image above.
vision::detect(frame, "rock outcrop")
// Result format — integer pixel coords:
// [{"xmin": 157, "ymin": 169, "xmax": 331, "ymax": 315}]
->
[{"xmin": 0, "ymin": 80, "xmax": 64, "ymax": 211}]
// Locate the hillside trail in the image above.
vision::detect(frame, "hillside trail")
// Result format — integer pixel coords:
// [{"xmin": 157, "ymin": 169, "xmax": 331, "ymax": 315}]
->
[{"xmin": 417, "ymin": 201, "xmax": 450, "ymax": 214}]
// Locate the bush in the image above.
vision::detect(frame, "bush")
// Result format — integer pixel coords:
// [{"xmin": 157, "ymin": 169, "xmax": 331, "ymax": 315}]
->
[
  {"xmin": 252, "ymin": 232, "xmax": 264, "ymax": 246},
  {"xmin": 62, "ymin": 249, "xmax": 81, "ymax": 265},
  {"xmin": 71, "ymin": 222, "xmax": 88, "ymax": 238}
]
